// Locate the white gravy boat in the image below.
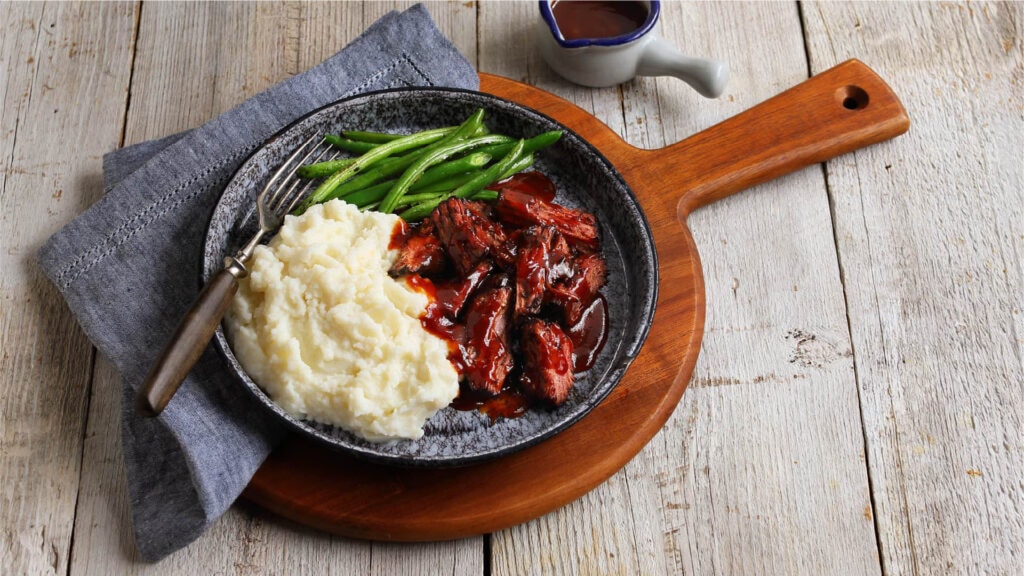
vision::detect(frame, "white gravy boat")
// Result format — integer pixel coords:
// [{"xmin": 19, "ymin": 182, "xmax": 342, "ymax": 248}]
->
[{"xmin": 537, "ymin": 0, "xmax": 728, "ymax": 98}]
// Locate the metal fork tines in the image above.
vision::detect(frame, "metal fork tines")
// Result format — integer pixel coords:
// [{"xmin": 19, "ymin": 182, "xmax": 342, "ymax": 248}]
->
[
  {"xmin": 231, "ymin": 135, "xmax": 336, "ymax": 269},
  {"xmin": 136, "ymin": 133, "xmax": 340, "ymax": 417}
]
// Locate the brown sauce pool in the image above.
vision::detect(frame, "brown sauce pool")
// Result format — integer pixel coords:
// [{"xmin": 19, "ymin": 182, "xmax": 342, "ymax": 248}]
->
[
  {"xmin": 452, "ymin": 294, "xmax": 607, "ymax": 421},
  {"xmin": 487, "ymin": 172, "xmax": 556, "ymax": 202},
  {"xmin": 450, "ymin": 387, "xmax": 531, "ymax": 420},
  {"xmin": 408, "ymin": 280, "xmax": 609, "ymax": 421},
  {"xmin": 390, "ymin": 174, "xmax": 610, "ymax": 421},
  {"xmin": 567, "ymin": 294, "xmax": 608, "ymax": 372},
  {"xmin": 552, "ymin": 0, "xmax": 649, "ymax": 41}
]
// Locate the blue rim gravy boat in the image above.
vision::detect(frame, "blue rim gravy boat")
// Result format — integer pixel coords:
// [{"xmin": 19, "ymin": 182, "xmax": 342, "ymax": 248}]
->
[{"xmin": 537, "ymin": 0, "xmax": 728, "ymax": 97}]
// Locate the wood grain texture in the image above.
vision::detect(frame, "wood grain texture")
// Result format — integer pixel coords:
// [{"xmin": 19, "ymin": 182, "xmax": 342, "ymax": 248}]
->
[
  {"xmin": 65, "ymin": 2, "xmax": 483, "ymax": 574},
  {"xmin": 242, "ymin": 70, "xmax": 707, "ymax": 543},
  {"xmin": 488, "ymin": 1, "xmax": 888, "ymax": 574},
  {"xmin": 477, "ymin": 4, "xmax": 647, "ymax": 573},
  {"xmin": 619, "ymin": 2, "xmax": 886, "ymax": 570},
  {"xmin": 136, "ymin": 268, "xmax": 239, "ymax": 416},
  {"xmin": 803, "ymin": 2, "xmax": 1024, "ymax": 574},
  {"xmin": 4, "ymin": 2, "xmax": 1021, "ymax": 575},
  {"xmin": 0, "ymin": 2, "xmax": 136, "ymax": 574},
  {"xmin": 241, "ymin": 33, "xmax": 908, "ymax": 576}
]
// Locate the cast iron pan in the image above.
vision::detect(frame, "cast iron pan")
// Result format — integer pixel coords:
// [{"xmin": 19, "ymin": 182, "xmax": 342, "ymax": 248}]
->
[
  {"xmin": 213, "ymin": 60, "xmax": 908, "ymax": 539},
  {"xmin": 204, "ymin": 86, "xmax": 659, "ymax": 467}
]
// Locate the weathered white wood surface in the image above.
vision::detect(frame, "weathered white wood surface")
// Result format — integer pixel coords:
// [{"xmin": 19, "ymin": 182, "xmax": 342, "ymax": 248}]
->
[
  {"xmin": 2, "ymin": 1, "xmax": 1021, "ymax": 575},
  {"xmin": 0, "ymin": 3, "xmax": 136, "ymax": 574},
  {"xmin": 627, "ymin": 1, "xmax": 884, "ymax": 572},
  {"xmin": 63, "ymin": 2, "xmax": 481, "ymax": 575},
  {"xmin": 803, "ymin": 2, "xmax": 1024, "ymax": 574},
  {"xmin": 482, "ymin": 1, "xmax": 880, "ymax": 574}
]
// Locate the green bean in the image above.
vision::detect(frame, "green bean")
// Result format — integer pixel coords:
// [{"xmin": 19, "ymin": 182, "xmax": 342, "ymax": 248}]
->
[
  {"xmin": 295, "ymin": 110, "xmax": 556, "ymax": 215},
  {"xmin": 411, "ymin": 152, "xmax": 491, "ymax": 189},
  {"xmin": 300, "ymin": 130, "xmax": 487, "ymax": 181},
  {"xmin": 393, "ymin": 187, "xmax": 496, "ymax": 209},
  {"xmin": 342, "ymin": 122, "xmax": 466, "ymax": 143},
  {"xmin": 378, "ymin": 134, "xmax": 510, "ymax": 214},
  {"xmin": 322, "ymin": 156, "xmax": 410, "ymax": 202},
  {"xmin": 405, "ymin": 187, "xmax": 500, "ymax": 209},
  {"xmin": 340, "ymin": 180, "xmax": 392, "ymax": 208},
  {"xmin": 319, "ymin": 154, "xmax": 423, "ymax": 204},
  {"xmin": 474, "ymin": 130, "xmax": 561, "ymax": 159},
  {"xmin": 451, "ymin": 139, "xmax": 525, "ymax": 199},
  {"xmin": 296, "ymin": 126, "xmax": 455, "ymax": 213},
  {"xmin": 442, "ymin": 108, "xmax": 487, "ymax": 144},
  {"xmin": 324, "ymin": 134, "xmax": 378, "ymax": 154},
  {"xmin": 296, "ymin": 157, "xmax": 355, "ymax": 179},
  {"xmin": 340, "ymin": 153, "xmax": 492, "ymax": 208},
  {"xmin": 342, "ymin": 130, "xmax": 405, "ymax": 143},
  {"xmin": 402, "ymin": 171, "xmax": 482, "ymax": 197},
  {"xmin": 393, "ymin": 152, "xmax": 534, "ymax": 206},
  {"xmin": 396, "ymin": 143, "xmax": 527, "ymax": 221},
  {"xmin": 398, "ymin": 197, "xmax": 445, "ymax": 222},
  {"xmin": 397, "ymin": 187, "xmax": 503, "ymax": 222},
  {"xmin": 394, "ymin": 192, "xmax": 444, "ymax": 209},
  {"xmin": 497, "ymin": 152, "xmax": 534, "ymax": 180},
  {"xmin": 359, "ymin": 201, "xmax": 381, "ymax": 212},
  {"xmin": 347, "ymin": 149, "xmax": 535, "ymax": 211},
  {"xmin": 439, "ymin": 108, "xmax": 486, "ymax": 144},
  {"xmin": 327, "ymin": 148, "xmax": 491, "ymax": 207},
  {"xmin": 320, "ymin": 111, "xmax": 499, "ymax": 203}
]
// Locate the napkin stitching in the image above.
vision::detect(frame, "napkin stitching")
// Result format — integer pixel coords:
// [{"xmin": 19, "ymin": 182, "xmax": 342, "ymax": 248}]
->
[
  {"xmin": 68, "ymin": 175, "xmax": 233, "ymax": 292},
  {"xmin": 38, "ymin": 5, "xmax": 481, "ymax": 561},
  {"xmin": 401, "ymin": 53, "xmax": 436, "ymax": 87},
  {"xmin": 54, "ymin": 56, "xmax": 426, "ymax": 291},
  {"xmin": 55, "ymin": 145, "xmax": 256, "ymax": 290},
  {"xmin": 343, "ymin": 56, "xmax": 405, "ymax": 96}
]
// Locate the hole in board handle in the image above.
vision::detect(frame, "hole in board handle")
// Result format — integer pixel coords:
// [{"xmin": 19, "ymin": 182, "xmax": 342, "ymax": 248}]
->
[{"xmin": 836, "ymin": 85, "xmax": 869, "ymax": 110}]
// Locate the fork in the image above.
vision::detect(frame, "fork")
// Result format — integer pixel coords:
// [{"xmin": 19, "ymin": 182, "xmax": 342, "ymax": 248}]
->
[{"xmin": 137, "ymin": 134, "xmax": 339, "ymax": 416}]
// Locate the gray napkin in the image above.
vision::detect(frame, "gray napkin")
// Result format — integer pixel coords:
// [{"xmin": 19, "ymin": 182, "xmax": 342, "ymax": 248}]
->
[{"xmin": 37, "ymin": 4, "xmax": 478, "ymax": 561}]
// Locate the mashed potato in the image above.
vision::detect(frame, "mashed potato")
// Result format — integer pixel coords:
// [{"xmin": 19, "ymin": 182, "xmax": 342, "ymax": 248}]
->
[{"xmin": 226, "ymin": 199, "xmax": 459, "ymax": 441}]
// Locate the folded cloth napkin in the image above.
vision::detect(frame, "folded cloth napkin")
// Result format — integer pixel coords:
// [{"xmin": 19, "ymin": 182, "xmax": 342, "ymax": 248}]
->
[{"xmin": 38, "ymin": 4, "xmax": 478, "ymax": 561}]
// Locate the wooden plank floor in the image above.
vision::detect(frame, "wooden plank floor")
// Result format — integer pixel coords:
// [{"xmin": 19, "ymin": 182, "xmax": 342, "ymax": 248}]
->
[{"xmin": 1, "ymin": 1, "xmax": 1020, "ymax": 574}]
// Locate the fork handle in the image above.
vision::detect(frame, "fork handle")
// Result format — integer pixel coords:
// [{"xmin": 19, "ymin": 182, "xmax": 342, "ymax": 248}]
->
[{"xmin": 136, "ymin": 268, "xmax": 240, "ymax": 416}]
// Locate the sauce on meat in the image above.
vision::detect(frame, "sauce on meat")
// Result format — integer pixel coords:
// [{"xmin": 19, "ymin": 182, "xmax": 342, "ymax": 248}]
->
[
  {"xmin": 567, "ymin": 294, "xmax": 608, "ymax": 372},
  {"xmin": 488, "ymin": 171, "xmax": 557, "ymax": 202},
  {"xmin": 393, "ymin": 173, "xmax": 610, "ymax": 419},
  {"xmin": 450, "ymin": 386, "xmax": 531, "ymax": 420},
  {"xmin": 397, "ymin": 271, "xmax": 530, "ymax": 421},
  {"xmin": 552, "ymin": 0, "xmax": 649, "ymax": 41},
  {"xmin": 403, "ymin": 274, "xmax": 466, "ymax": 372},
  {"xmin": 405, "ymin": 275, "xmax": 438, "ymax": 320},
  {"xmin": 388, "ymin": 219, "xmax": 410, "ymax": 250},
  {"xmin": 460, "ymin": 287, "xmax": 513, "ymax": 392}
]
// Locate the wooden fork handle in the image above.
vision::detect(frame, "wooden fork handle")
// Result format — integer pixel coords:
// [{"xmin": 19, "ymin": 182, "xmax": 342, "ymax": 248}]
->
[{"xmin": 136, "ymin": 268, "xmax": 239, "ymax": 416}]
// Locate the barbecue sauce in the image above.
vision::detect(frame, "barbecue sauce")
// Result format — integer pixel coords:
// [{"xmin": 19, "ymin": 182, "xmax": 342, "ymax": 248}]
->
[
  {"xmin": 391, "ymin": 185, "xmax": 611, "ymax": 420},
  {"xmin": 405, "ymin": 276, "xmax": 456, "ymax": 335},
  {"xmin": 567, "ymin": 294, "xmax": 608, "ymax": 372},
  {"xmin": 450, "ymin": 386, "xmax": 531, "ymax": 420},
  {"xmin": 405, "ymin": 273, "xmax": 526, "ymax": 419},
  {"xmin": 552, "ymin": 0, "xmax": 648, "ymax": 41},
  {"xmin": 488, "ymin": 171, "xmax": 557, "ymax": 203},
  {"xmin": 388, "ymin": 219, "xmax": 410, "ymax": 250}
]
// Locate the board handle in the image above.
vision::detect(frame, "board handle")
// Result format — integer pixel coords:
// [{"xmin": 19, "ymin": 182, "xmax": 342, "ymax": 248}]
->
[{"xmin": 644, "ymin": 59, "xmax": 909, "ymax": 216}]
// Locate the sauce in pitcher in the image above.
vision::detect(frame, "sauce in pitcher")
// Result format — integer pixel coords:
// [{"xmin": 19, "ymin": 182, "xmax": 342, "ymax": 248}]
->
[{"xmin": 552, "ymin": 0, "xmax": 649, "ymax": 40}]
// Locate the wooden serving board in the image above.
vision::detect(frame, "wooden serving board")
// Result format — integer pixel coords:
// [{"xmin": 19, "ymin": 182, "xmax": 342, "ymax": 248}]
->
[{"xmin": 242, "ymin": 60, "xmax": 909, "ymax": 540}]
